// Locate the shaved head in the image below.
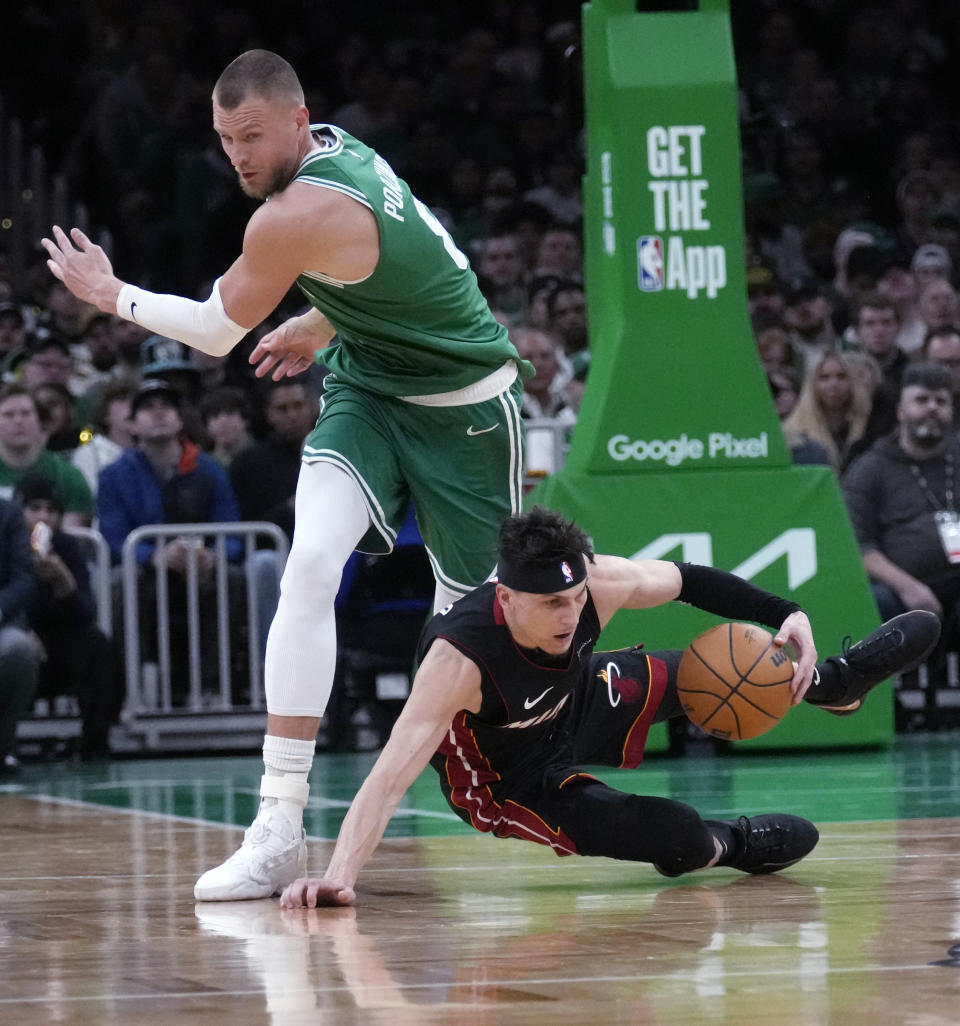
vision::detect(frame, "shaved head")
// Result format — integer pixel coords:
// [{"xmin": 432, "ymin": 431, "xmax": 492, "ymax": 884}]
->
[{"xmin": 213, "ymin": 49, "xmax": 304, "ymax": 109}]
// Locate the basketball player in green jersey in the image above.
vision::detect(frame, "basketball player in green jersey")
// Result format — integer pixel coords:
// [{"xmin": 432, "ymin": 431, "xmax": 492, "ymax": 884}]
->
[{"xmin": 42, "ymin": 49, "xmax": 533, "ymax": 901}]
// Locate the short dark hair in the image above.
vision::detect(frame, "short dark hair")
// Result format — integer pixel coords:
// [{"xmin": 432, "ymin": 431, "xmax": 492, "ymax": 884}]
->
[
  {"xmin": 855, "ymin": 290, "xmax": 898, "ymax": 322},
  {"xmin": 260, "ymin": 377, "xmax": 312, "ymax": 407},
  {"xmin": 0, "ymin": 381, "xmax": 38, "ymax": 412},
  {"xmin": 213, "ymin": 49, "xmax": 304, "ymax": 109},
  {"xmin": 498, "ymin": 506, "xmax": 595, "ymax": 567},
  {"xmin": 901, "ymin": 361, "xmax": 954, "ymax": 395},
  {"xmin": 14, "ymin": 473, "xmax": 63, "ymax": 513},
  {"xmin": 200, "ymin": 386, "xmax": 251, "ymax": 423},
  {"xmin": 90, "ymin": 380, "xmax": 136, "ymax": 434},
  {"xmin": 922, "ymin": 324, "xmax": 960, "ymax": 356},
  {"xmin": 545, "ymin": 281, "xmax": 585, "ymax": 320}
]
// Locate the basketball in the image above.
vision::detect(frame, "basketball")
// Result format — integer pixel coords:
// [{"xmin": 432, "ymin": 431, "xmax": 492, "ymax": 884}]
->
[{"xmin": 677, "ymin": 622, "xmax": 795, "ymax": 741}]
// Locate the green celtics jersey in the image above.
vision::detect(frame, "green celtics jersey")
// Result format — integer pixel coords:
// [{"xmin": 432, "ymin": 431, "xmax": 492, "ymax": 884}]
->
[{"xmin": 293, "ymin": 125, "xmax": 532, "ymax": 397}]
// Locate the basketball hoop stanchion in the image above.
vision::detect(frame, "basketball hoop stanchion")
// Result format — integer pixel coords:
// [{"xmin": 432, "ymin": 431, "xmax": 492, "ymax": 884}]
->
[{"xmin": 529, "ymin": 0, "xmax": 887, "ymax": 751}]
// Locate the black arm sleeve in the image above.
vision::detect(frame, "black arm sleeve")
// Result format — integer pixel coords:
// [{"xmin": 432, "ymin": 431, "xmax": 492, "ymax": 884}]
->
[{"xmin": 673, "ymin": 562, "xmax": 802, "ymax": 630}]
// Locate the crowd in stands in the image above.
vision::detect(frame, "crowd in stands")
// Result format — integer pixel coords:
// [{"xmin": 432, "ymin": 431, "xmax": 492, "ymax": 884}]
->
[{"xmin": 2, "ymin": 0, "xmax": 960, "ymax": 759}]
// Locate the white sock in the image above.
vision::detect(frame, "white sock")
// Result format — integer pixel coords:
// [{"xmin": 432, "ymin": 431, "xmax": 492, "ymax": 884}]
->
[{"xmin": 259, "ymin": 734, "xmax": 315, "ymax": 832}]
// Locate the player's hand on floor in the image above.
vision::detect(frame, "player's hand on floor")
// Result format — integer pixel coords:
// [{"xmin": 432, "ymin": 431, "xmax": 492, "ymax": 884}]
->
[{"xmin": 280, "ymin": 876, "xmax": 356, "ymax": 908}]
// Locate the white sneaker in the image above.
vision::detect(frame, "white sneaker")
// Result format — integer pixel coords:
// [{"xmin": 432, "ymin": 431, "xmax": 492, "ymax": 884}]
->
[{"xmin": 194, "ymin": 805, "xmax": 307, "ymax": 901}]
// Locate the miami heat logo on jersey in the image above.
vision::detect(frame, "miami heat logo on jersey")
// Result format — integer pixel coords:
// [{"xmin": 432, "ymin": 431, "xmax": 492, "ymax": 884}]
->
[{"xmin": 599, "ymin": 661, "xmax": 645, "ymax": 707}]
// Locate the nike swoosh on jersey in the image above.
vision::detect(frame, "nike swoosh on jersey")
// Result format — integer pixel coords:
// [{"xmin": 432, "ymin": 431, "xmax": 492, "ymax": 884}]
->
[
  {"xmin": 523, "ymin": 687, "xmax": 554, "ymax": 710},
  {"xmin": 466, "ymin": 424, "xmax": 498, "ymax": 436}
]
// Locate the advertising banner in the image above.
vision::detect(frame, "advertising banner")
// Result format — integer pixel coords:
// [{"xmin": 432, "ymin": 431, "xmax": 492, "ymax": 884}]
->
[{"xmin": 529, "ymin": 0, "xmax": 888, "ymax": 749}]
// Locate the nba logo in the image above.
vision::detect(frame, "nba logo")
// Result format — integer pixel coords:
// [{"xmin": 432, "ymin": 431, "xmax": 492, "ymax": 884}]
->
[
  {"xmin": 638, "ymin": 235, "xmax": 664, "ymax": 292},
  {"xmin": 560, "ymin": 561, "xmax": 574, "ymax": 583}
]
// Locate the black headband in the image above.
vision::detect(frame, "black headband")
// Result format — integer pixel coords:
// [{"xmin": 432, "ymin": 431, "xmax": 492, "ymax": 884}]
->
[{"xmin": 496, "ymin": 552, "xmax": 588, "ymax": 594}]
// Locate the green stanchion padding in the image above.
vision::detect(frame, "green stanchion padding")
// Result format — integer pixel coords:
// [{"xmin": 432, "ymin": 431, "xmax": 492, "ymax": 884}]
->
[
  {"xmin": 527, "ymin": 1, "xmax": 886, "ymax": 749},
  {"xmin": 573, "ymin": 0, "xmax": 788, "ymax": 477}
]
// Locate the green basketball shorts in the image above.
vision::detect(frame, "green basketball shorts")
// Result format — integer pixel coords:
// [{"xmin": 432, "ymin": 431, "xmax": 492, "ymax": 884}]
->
[{"xmin": 302, "ymin": 374, "xmax": 525, "ymax": 597}]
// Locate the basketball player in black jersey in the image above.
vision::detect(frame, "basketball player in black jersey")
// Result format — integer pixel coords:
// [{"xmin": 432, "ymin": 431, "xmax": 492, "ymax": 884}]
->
[{"xmin": 281, "ymin": 507, "xmax": 939, "ymax": 907}]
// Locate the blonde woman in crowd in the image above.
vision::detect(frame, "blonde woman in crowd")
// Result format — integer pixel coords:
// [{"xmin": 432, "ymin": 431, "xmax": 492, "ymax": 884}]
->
[{"xmin": 782, "ymin": 351, "xmax": 873, "ymax": 473}]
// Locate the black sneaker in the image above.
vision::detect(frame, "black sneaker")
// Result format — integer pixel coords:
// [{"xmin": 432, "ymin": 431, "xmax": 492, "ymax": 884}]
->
[
  {"xmin": 720, "ymin": 814, "xmax": 819, "ymax": 875},
  {"xmin": 809, "ymin": 610, "xmax": 941, "ymax": 715}
]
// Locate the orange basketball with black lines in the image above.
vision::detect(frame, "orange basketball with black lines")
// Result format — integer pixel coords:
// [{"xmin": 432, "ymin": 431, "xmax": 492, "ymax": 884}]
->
[{"xmin": 677, "ymin": 622, "xmax": 794, "ymax": 741}]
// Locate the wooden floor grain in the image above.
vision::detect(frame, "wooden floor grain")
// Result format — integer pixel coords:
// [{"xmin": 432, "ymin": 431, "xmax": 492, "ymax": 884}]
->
[{"xmin": 2, "ymin": 794, "xmax": 959, "ymax": 1024}]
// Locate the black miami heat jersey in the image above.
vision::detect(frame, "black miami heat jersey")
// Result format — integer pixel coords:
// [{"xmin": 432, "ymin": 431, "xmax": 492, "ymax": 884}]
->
[{"xmin": 418, "ymin": 581, "xmax": 602, "ymax": 830}]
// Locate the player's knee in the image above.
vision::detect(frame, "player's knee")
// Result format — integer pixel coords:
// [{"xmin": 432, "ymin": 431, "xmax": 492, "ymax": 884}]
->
[
  {"xmin": 631, "ymin": 796, "xmax": 716, "ymax": 874},
  {"xmin": 280, "ymin": 541, "xmax": 344, "ymax": 607},
  {"xmin": 569, "ymin": 789, "xmax": 715, "ymax": 872}
]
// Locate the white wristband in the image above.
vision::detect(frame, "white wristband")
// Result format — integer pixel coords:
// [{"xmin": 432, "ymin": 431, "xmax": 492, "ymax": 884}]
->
[{"xmin": 116, "ymin": 277, "xmax": 248, "ymax": 357}]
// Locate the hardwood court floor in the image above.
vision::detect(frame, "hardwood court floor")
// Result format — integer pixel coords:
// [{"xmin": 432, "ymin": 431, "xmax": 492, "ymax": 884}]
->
[{"xmin": 2, "ymin": 736, "xmax": 960, "ymax": 1025}]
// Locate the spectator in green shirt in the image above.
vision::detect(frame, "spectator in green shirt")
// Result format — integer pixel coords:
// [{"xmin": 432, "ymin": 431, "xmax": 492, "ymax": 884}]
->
[{"xmin": 0, "ymin": 383, "xmax": 93, "ymax": 527}]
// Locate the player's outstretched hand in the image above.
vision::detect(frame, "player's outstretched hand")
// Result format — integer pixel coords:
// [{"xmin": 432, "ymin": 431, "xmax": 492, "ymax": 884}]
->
[
  {"xmin": 40, "ymin": 226, "xmax": 119, "ymax": 311},
  {"xmin": 280, "ymin": 876, "xmax": 356, "ymax": 908}
]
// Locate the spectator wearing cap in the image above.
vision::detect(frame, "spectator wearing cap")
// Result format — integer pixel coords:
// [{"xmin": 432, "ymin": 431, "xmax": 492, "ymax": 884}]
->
[
  {"xmin": 832, "ymin": 228, "xmax": 876, "ymax": 299},
  {"xmin": 743, "ymin": 171, "xmax": 812, "ymax": 286},
  {"xmin": 0, "ymin": 493, "xmax": 40, "ymax": 774},
  {"xmin": 746, "ymin": 265, "xmax": 785, "ymax": 323},
  {"xmin": 140, "ymin": 333, "xmax": 206, "ymax": 444},
  {"xmin": 911, "ymin": 243, "xmax": 953, "ymax": 294},
  {"xmin": 0, "ymin": 383, "xmax": 93, "ymax": 527},
  {"xmin": 782, "ymin": 275, "xmax": 839, "ymax": 369},
  {"xmin": 97, "ymin": 378, "xmax": 245, "ymax": 702},
  {"xmin": 97, "ymin": 379, "xmax": 242, "ymax": 565},
  {"xmin": 14, "ymin": 474, "xmax": 121, "ymax": 760}
]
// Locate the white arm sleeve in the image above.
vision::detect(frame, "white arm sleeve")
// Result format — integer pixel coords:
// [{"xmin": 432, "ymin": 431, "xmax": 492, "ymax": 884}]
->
[{"xmin": 115, "ymin": 277, "xmax": 248, "ymax": 357}]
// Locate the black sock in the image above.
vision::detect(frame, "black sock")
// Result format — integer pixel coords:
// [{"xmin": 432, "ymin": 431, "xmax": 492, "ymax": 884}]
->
[
  {"xmin": 705, "ymin": 820, "xmax": 742, "ymax": 866},
  {"xmin": 805, "ymin": 658, "xmax": 846, "ymax": 705}
]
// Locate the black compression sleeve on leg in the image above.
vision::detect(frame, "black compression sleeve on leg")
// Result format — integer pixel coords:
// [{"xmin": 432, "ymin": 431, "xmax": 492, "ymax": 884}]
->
[
  {"xmin": 674, "ymin": 562, "xmax": 802, "ymax": 630},
  {"xmin": 558, "ymin": 782, "xmax": 717, "ymax": 873}
]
